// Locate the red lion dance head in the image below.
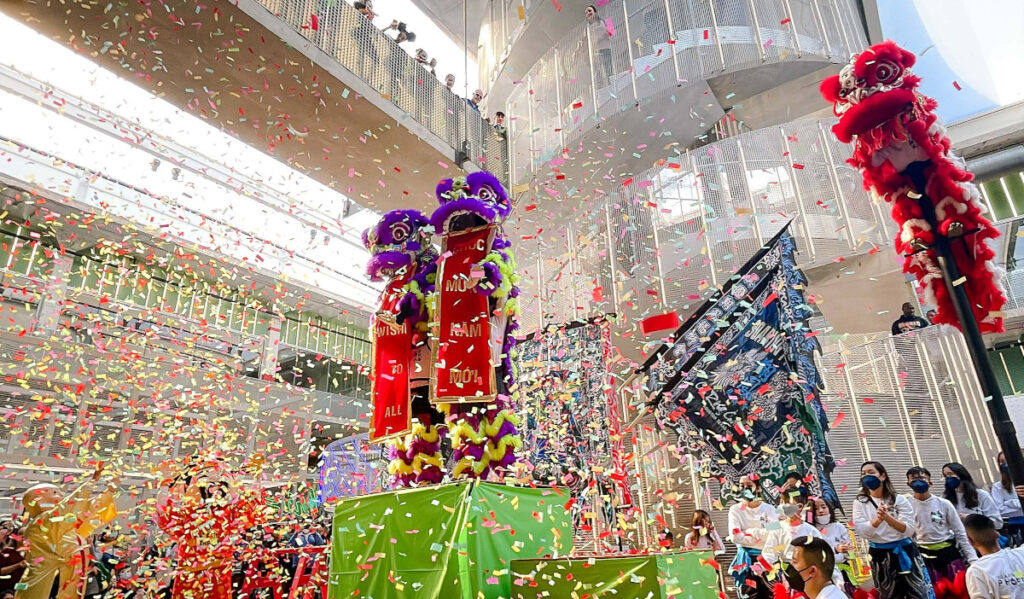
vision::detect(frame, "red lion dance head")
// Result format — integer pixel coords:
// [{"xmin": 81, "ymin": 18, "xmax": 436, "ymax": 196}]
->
[{"xmin": 821, "ymin": 41, "xmax": 1005, "ymax": 333}]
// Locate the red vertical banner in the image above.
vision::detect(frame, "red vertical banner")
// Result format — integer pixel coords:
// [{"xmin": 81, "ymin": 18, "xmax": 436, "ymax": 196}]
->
[
  {"xmin": 432, "ymin": 225, "xmax": 496, "ymax": 403},
  {"xmin": 369, "ymin": 278, "xmax": 413, "ymax": 443}
]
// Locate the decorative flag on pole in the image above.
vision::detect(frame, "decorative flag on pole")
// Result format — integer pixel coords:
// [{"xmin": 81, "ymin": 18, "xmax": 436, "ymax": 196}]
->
[{"xmin": 640, "ymin": 225, "xmax": 838, "ymax": 507}]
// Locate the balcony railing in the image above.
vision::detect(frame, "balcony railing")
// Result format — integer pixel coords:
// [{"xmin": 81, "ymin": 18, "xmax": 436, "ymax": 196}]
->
[
  {"xmin": 252, "ymin": 0, "xmax": 508, "ymax": 183},
  {"xmin": 502, "ymin": 0, "xmax": 866, "ymax": 185}
]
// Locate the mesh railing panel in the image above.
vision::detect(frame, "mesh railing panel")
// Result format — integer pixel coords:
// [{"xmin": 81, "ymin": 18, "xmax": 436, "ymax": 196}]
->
[
  {"xmin": 1004, "ymin": 268, "xmax": 1024, "ymax": 312},
  {"xmin": 501, "ymin": 0, "xmax": 867, "ymax": 187},
  {"xmin": 249, "ymin": 0, "xmax": 507, "ymax": 180}
]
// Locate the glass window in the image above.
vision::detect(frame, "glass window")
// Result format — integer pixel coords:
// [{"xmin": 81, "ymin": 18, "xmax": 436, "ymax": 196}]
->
[
  {"xmin": 162, "ymin": 281, "xmax": 180, "ymax": 314},
  {"xmin": 229, "ymin": 300, "xmax": 244, "ymax": 332},
  {"xmin": 253, "ymin": 314, "xmax": 271, "ymax": 338}
]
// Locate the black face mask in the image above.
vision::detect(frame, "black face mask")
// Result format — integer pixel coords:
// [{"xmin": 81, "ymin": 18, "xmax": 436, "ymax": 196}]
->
[{"xmin": 783, "ymin": 563, "xmax": 812, "ymax": 592}]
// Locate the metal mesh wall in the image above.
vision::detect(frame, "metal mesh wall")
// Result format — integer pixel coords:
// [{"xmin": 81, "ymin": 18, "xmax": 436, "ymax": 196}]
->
[
  {"xmin": 499, "ymin": 0, "xmax": 867, "ymax": 186},
  {"xmin": 509, "ymin": 119, "xmax": 891, "ymax": 337},
  {"xmin": 818, "ymin": 327, "xmax": 1001, "ymax": 508}
]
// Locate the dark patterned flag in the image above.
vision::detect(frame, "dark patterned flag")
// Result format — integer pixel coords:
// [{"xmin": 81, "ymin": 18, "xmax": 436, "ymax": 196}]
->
[{"xmin": 641, "ymin": 224, "xmax": 837, "ymax": 507}]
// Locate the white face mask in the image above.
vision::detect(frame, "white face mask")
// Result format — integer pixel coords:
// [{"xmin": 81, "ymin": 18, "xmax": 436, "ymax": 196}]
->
[{"xmin": 814, "ymin": 514, "xmax": 831, "ymax": 526}]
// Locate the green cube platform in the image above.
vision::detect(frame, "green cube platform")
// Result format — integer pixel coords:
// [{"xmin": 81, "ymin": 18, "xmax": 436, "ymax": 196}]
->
[
  {"xmin": 508, "ymin": 551, "xmax": 721, "ymax": 599},
  {"xmin": 329, "ymin": 481, "xmax": 573, "ymax": 599}
]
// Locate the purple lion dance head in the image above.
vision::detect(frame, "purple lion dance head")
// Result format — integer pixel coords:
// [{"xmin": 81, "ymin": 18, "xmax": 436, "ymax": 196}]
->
[
  {"xmin": 363, "ymin": 209, "xmax": 432, "ymax": 282},
  {"xmin": 430, "ymin": 171, "xmax": 522, "ymax": 481},
  {"xmin": 430, "ymin": 171, "xmax": 512, "ymax": 234}
]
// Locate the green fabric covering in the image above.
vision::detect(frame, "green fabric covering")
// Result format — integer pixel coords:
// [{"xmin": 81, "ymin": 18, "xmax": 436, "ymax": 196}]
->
[
  {"xmin": 329, "ymin": 481, "xmax": 573, "ymax": 599},
  {"xmin": 508, "ymin": 552, "xmax": 720, "ymax": 599},
  {"xmin": 655, "ymin": 552, "xmax": 721, "ymax": 599}
]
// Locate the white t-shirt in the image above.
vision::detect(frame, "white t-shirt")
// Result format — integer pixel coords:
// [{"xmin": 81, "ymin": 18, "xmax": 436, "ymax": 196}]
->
[
  {"xmin": 966, "ymin": 548, "xmax": 1024, "ymax": 599},
  {"xmin": 992, "ymin": 481, "xmax": 1024, "ymax": 520},
  {"xmin": 953, "ymin": 488, "xmax": 1004, "ymax": 529},
  {"xmin": 762, "ymin": 520, "xmax": 823, "ymax": 565},
  {"xmin": 817, "ymin": 584, "xmax": 852, "ymax": 599},
  {"xmin": 852, "ymin": 494, "xmax": 916, "ymax": 543},
  {"xmin": 906, "ymin": 494, "xmax": 977, "ymax": 562},
  {"xmin": 728, "ymin": 500, "xmax": 779, "ymax": 550},
  {"xmin": 683, "ymin": 528, "xmax": 724, "ymax": 553},
  {"xmin": 818, "ymin": 521, "xmax": 850, "ymax": 563},
  {"xmin": 763, "ymin": 520, "xmax": 845, "ymax": 588}
]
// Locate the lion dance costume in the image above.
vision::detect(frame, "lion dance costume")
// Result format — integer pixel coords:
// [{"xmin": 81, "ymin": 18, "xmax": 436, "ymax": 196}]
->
[
  {"xmin": 430, "ymin": 171, "xmax": 522, "ymax": 480},
  {"xmin": 156, "ymin": 457, "xmax": 266, "ymax": 599},
  {"xmin": 364, "ymin": 209, "xmax": 444, "ymax": 486},
  {"xmin": 820, "ymin": 41, "xmax": 1004, "ymax": 332},
  {"xmin": 16, "ymin": 479, "xmax": 117, "ymax": 599}
]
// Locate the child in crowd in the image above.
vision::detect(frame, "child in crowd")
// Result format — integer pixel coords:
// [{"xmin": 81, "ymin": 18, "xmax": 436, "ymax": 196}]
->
[
  {"xmin": 728, "ymin": 475, "xmax": 777, "ymax": 599},
  {"xmin": 964, "ymin": 513, "xmax": 1024, "ymax": 598},
  {"xmin": 684, "ymin": 509, "xmax": 724, "ymax": 553},
  {"xmin": 904, "ymin": 466, "xmax": 976, "ymax": 583},
  {"xmin": 812, "ymin": 497, "xmax": 857, "ymax": 595},
  {"xmin": 763, "ymin": 488, "xmax": 844, "ymax": 589}
]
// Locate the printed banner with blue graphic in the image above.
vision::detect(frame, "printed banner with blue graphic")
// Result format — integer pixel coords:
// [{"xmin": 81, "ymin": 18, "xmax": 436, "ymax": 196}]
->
[{"xmin": 644, "ymin": 224, "xmax": 837, "ymax": 507}]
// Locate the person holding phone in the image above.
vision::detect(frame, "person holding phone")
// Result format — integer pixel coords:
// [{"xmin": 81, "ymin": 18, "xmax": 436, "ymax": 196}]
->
[{"xmin": 851, "ymin": 461, "xmax": 929, "ymax": 599}]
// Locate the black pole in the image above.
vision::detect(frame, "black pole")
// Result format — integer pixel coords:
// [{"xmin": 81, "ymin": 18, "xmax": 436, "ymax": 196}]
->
[{"xmin": 906, "ymin": 161, "xmax": 1024, "ymax": 513}]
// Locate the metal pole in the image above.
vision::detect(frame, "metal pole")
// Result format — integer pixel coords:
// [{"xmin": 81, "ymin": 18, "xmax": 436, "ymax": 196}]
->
[
  {"xmin": 906, "ymin": 161, "xmax": 1024, "ymax": 512},
  {"xmin": 622, "ymin": 2, "xmax": 639, "ymax": 104},
  {"xmin": 662, "ymin": 0, "xmax": 681, "ymax": 84},
  {"xmin": 748, "ymin": 0, "xmax": 766, "ymax": 62},
  {"xmin": 706, "ymin": 0, "xmax": 727, "ymax": 72}
]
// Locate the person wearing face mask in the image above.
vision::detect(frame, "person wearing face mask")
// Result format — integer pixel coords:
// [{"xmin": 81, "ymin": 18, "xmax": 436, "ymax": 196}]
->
[
  {"xmin": 683, "ymin": 510, "xmax": 725, "ymax": 553},
  {"xmin": 811, "ymin": 497, "xmax": 858, "ymax": 595},
  {"xmin": 942, "ymin": 462, "xmax": 1002, "ymax": 529},
  {"xmin": 811, "ymin": 498, "xmax": 850, "ymax": 563},
  {"xmin": 964, "ymin": 513, "xmax": 1024, "ymax": 598},
  {"xmin": 763, "ymin": 489, "xmax": 845, "ymax": 589},
  {"xmin": 904, "ymin": 466, "xmax": 976, "ymax": 584},
  {"xmin": 727, "ymin": 475, "xmax": 777, "ymax": 599},
  {"xmin": 762, "ymin": 488, "xmax": 823, "ymax": 564},
  {"xmin": 852, "ymin": 460, "xmax": 930, "ymax": 599},
  {"xmin": 991, "ymin": 451, "xmax": 1024, "ymax": 547},
  {"xmin": 788, "ymin": 536, "xmax": 851, "ymax": 599}
]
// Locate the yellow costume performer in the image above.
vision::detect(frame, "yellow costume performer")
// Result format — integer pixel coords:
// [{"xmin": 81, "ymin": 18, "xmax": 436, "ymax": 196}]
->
[{"xmin": 16, "ymin": 471, "xmax": 117, "ymax": 599}]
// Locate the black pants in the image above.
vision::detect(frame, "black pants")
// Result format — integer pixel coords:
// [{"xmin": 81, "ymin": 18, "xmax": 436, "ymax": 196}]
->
[
  {"xmin": 868, "ymin": 543, "xmax": 931, "ymax": 599},
  {"xmin": 1002, "ymin": 522, "xmax": 1024, "ymax": 548},
  {"xmin": 919, "ymin": 539, "xmax": 967, "ymax": 583}
]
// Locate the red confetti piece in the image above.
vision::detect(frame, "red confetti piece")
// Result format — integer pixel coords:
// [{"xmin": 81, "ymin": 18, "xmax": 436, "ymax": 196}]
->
[
  {"xmin": 310, "ymin": 14, "xmax": 319, "ymax": 30},
  {"xmin": 953, "ymin": 80, "xmax": 961, "ymax": 90}
]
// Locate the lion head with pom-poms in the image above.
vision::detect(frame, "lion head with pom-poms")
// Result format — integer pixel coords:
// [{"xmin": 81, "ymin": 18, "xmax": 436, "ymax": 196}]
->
[
  {"xmin": 362, "ymin": 209, "xmax": 433, "ymax": 282},
  {"xmin": 430, "ymin": 171, "xmax": 511, "ymax": 234},
  {"xmin": 820, "ymin": 41, "xmax": 921, "ymax": 144}
]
